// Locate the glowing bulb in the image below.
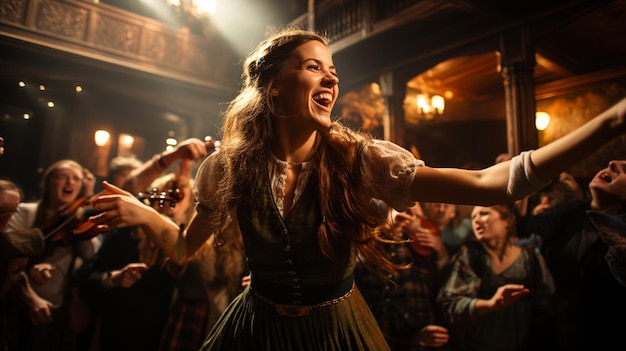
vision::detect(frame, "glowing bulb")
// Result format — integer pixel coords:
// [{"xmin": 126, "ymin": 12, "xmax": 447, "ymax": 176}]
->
[
  {"xmin": 120, "ymin": 134, "xmax": 135, "ymax": 149},
  {"xmin": 94, "ymin": 130, "xmax": 110, "ymax": 146},
  {"xmin": 535, "ymin": 112, "xmax": 551, "ymax": 131},
  {"xmin": 431, "ymin": 95, "xmax": 445, "ymax": 114}
]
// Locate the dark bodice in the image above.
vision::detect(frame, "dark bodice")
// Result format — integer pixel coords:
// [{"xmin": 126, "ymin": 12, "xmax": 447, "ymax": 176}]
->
[{"xmin": 237, "ymin": 169, "xmax": 355, "ymax": 300}]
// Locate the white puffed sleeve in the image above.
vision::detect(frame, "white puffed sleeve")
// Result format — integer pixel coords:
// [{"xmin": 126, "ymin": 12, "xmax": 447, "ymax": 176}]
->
[{"xmin": 361, "ymin": 139, "xmax": 424, "ymax": 211}]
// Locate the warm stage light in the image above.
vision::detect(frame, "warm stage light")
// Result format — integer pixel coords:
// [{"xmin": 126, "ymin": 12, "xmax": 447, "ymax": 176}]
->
[
  {"xmin": 416, "ymin": 93, "xmax": 445, "ymax": 120},
  {"xmin": 94, "ymin": 130, "xmax": 111, "ymax": 146},
  {"xmin": 535, "ymin": 111, "xmax": 551, "ymax": 131}
]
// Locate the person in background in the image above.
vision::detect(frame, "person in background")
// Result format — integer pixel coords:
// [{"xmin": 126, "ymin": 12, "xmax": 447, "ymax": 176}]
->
[
  {"xmin": 355, "ymin": 201, "xmax": 450, "ymax": 350},
  {"xmin": 437, "ymin": 204, "xmax": 557, "ymax": 351},
  {"xmin": 75, "ymin": 140, "xmax": 212, "ymax": 350},
  {"xmin": 518, "ymin": 159, "xmax": 626, "ymax": 350},
  {"xmin": 77, "ymin": 173, "xmax": 183, "ymax": 351},
  {"xmin": 156, "ymin": 160, "xmax": 247, "ymax": 351},
  {"xmin": 106, "ymin": 155, "xmax": 143, "ymax": 189},
  {"xmin": 122, "ymin": 137, "xmax": 211, "ymax": 195},
  {"xmin": 527, "ymin": 171, "xmax": 589, "ymax": 216},
  {"xmin": 0, "ymin": 179, "xmax": 21, "ymax": 231},
  {"xmin": 0, "ymin": 179, "xmax": 45, "ymax": 350},
  {"xmin": 87, "ymin": 28, "xmax": 626, "ymax": 350},
  {"xmin": 422, "ymin": 202, "xmax": 472, "ymax": 253},
  {"xmin": 587, "ymin": 209, "xmax": 626, "ymax": 287},
  {"xmin": 6, "ymin": 159, "xmax": 98, "ymax": 351},
  {"xmin": 497, "ymin": 153, "xmax": 590, "ymax": 219},
  {"xmin": 95, "ymin": 137, "xmax": 211, "ymax": 195},
  {"xmin": 0, "ymin": 229, "xmax": 45, "ymax": 350}
]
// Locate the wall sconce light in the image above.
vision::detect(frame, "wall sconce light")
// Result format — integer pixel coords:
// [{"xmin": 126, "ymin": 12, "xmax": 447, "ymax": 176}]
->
[
  {"xmin": 94, "ymin": 129, "xmax": 110, "ymax": 147},
  {"xmin": 119, "ymin": 133, "xmax": 135, "ymax": 149},
  {"xmin": 535, "ymin": 111, "xmax": 551, "ymax": 131},
  {"xmin": 416, "ymin": 94, "xmax": 445, "ymax": 120}
]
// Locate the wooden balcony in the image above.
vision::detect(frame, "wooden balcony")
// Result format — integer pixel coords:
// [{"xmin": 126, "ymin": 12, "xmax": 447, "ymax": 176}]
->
[{"xmin": 0, "ymin": 0, "xmax": 238, "ymax": 94}]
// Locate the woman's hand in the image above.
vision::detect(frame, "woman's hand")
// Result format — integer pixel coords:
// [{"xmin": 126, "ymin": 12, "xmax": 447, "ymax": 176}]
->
[
  {"xmin": 110, "ymin": 263, "xmax": 148, "ymax": 288},
  {"xmin": 23, "ymin": 285, "xmax": 53, "ymax": 325},
  {"xmin": 82, "ymin": 168, "xmax": 96, "ymax": 195},
  {"xmin": 90, "ymin": 181, "xmax": 161, "ymax": 230},
  {"xmin": 489, "ymin": 284, "xmax": 530, "ymax": 312},
  {"xmin": 172, "ymin": 137, "xmax": 211, "ymax": 161},
  {"xmin": 29, "ymin": 263, "xmax": 55, "ymax": 285},
  {"xmin": 607, "ymin": 96, "xmax": 626, "ymax": 130},
  {"xmin": 91, "ymin": 181, "xmax": 184, "ymax": 265},
  {"xmin": 418, "ymin": 325, "xmax": 449, "ymax": 348}
]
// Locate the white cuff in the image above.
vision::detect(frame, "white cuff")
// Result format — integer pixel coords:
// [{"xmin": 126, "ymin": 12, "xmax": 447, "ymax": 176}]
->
[{"xmin": 507, "ymin": 150, "xmax": 550, "ymax": 201}]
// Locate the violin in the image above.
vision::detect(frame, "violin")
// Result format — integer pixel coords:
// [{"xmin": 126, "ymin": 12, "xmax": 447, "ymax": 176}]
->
[
  {"xmin": 44, "ymin": 184, "xmax": 184, "ymax": 245},
  {"xmin": 136, "ymin": 184, "xmax": 184, "ymax": 209},
  {"xmin": 43, "ymin": 191, "xmax": 105, "ymax": 245},
  {"xmin": 407, "ymin": 217, "xmax": 441, "ymax": 257}
]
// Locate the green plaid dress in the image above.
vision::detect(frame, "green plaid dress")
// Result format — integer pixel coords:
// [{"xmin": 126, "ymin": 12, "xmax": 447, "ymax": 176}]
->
[{"xmin": 199, "ymin": 171, "xmax": 391, "ymax": 351}]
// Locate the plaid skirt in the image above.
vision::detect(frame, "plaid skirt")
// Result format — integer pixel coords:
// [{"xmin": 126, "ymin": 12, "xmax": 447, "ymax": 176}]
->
[
  {"xmin": 159, "ymin": 299, "xmax": 209, "ymax": 351},
  {"xmin": 199, "ymin": 286, "xmax": 390, "ymax": 351}
]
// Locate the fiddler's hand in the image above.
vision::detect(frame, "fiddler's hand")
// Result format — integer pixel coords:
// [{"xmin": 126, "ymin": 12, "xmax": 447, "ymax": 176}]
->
[
  {"xmin": 173, "ymin": 138, "xmax": 209, "ymax": 161},
  {"xmin": 203, "ymin": 136, "xmax": 221, "ymax": 151},
  {"xmin": 29, "ymin": 263, "xmax": 56, "ymax": 285},
  {"xmin": 89, "ymin": 181, "xmax": 160, "ymax": 230},
  {"xmin": 82, "ymin": 168, "xmax": 96, "ymax": 195},
  {"xmin": 26, "ymin": 293, "xmax": 53, "ymax": 325}
]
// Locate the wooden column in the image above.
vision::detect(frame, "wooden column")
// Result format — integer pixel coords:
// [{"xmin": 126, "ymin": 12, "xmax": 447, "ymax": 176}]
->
[
  {"xmin": 498, "ymin": 27, "xmax": 538, "ymax": 155},
  {"xmin": 379, "ymin": 70, "xmax": 407, "ymax": 146}
]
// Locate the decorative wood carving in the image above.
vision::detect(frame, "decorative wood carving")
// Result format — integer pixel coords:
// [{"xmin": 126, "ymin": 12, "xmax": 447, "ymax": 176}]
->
[{"xmin": 0, "ymin": 0, "xmax": 236, "ymax": 90}]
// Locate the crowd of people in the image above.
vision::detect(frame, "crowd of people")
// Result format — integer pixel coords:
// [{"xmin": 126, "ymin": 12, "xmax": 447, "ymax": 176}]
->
[{"xmin": 1, "ymin": 27, "xmax": 626, "ymax": 351}]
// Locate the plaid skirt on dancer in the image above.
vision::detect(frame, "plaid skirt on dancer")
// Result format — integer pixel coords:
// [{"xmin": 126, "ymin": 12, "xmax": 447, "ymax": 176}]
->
[{"xmin": 199, "ymin": 286, "xmax": 390, "ymax": 351}]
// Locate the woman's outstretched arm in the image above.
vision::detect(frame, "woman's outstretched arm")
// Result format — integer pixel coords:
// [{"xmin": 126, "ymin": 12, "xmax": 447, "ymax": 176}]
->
[
  {"xmin": 412, "ymin": 97, "xmax": 626, "ymax": 206},
  {"xmin": 91, "ymin": 181, "xmax": 185, "ymax": 263}
]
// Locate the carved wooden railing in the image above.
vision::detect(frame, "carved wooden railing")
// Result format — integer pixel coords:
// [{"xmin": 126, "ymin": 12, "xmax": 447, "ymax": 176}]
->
[
  {"xmin": 0, "ymin": 0, "xmax": 237, "ymax": 92},
  {"xmin": 290, "ymin": 0, "xmax": 451, "ymax": 51}
]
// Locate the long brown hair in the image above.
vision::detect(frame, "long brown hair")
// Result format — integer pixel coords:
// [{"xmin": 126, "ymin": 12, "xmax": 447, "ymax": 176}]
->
[{"xmin": 207, "ymin": 27, "xmax": 401, "ymax": 276}]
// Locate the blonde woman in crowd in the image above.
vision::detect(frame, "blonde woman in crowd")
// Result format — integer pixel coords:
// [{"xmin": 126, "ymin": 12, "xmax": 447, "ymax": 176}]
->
[{"xmin": 437, "ymin": 204, "xmax": 557, "ymax": 351}]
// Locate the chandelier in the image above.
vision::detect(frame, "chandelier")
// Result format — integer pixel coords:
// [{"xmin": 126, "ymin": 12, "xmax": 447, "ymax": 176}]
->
[{"xmin": 416, "ymin": 93, "xmax": 445, "ymax": 120}]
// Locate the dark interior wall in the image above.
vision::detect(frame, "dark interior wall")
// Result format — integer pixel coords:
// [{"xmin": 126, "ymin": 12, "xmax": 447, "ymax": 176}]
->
[
  {"xmin": 405, "ymin": 119, "xmax": 508, "ymax": 169},
  {"xmin": 0, "ymin": 73, "xmax": 225, "ymax": 201}
]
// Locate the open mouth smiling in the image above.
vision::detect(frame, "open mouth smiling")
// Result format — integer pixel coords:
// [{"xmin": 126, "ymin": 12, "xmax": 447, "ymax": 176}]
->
[
  {"xmin": 313, "ymin": 93, "xmax": 333, "ymax": 108},
  {"xmin": 598, "ymin": 172, "xmax": 612, "ymax": 183}
]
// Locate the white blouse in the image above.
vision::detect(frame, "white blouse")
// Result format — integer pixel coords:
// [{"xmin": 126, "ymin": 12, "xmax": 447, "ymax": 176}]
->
[{"xmin": 266, "ymin": 139, "xmax": 423, "ymax": 217}]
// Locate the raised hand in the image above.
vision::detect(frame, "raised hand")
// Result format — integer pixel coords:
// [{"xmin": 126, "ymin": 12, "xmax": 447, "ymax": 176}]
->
[
  {"xmin": 29, "ymin": 263, "xmax": 55, "ymax": 285},
  {"xmin": 110, "ymin": 263, "xmax": 148, "ymax": 288},
  {"xmin": 172, "ymin": 138, "xmax": 210, "ymax": 161},
  {"xmin": 489, "ymin": 284, "xmax": 530, "ymax": 312}
]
